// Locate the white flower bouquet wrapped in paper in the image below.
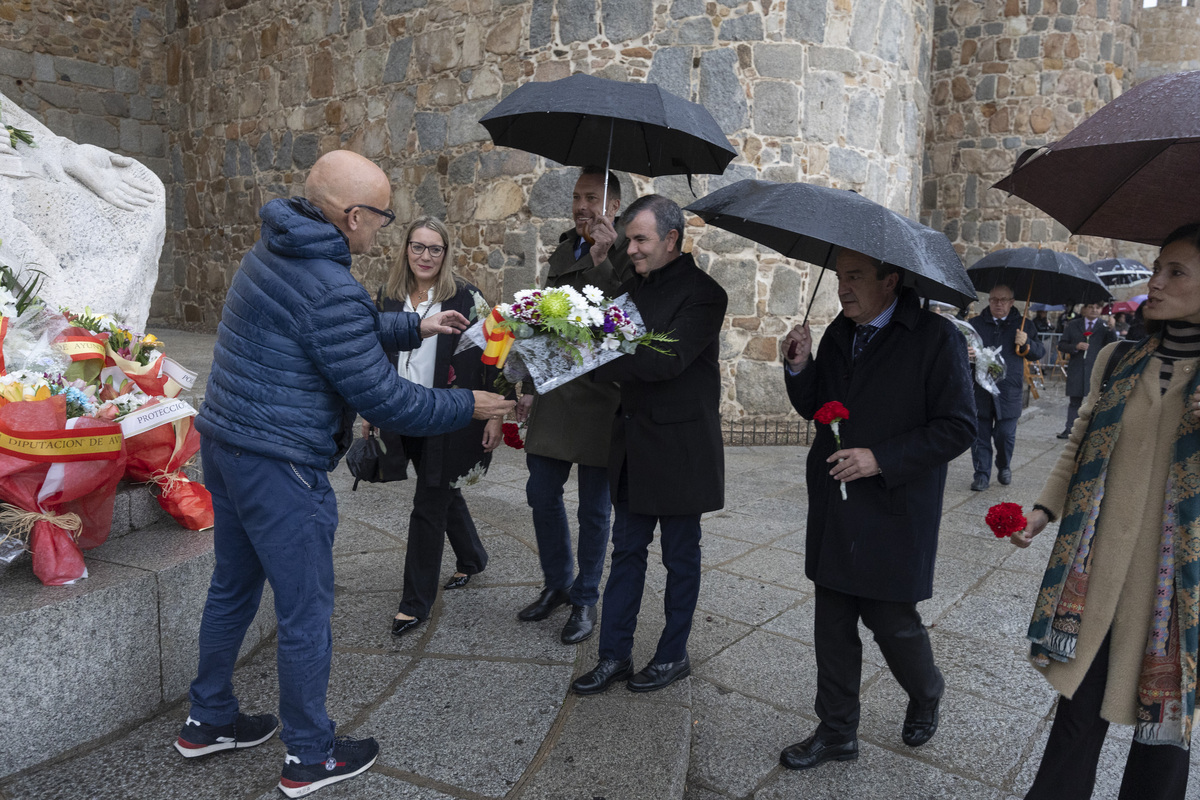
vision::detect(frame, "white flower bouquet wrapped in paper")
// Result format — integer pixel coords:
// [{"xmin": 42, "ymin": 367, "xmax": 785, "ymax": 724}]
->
[
  {"xmin": 949, "ymin": 317, "xmax": 1006, "ymax": 397},
  {"xmin": 456, "ymin": 285, "xmax": 676, "ymax": 394}
]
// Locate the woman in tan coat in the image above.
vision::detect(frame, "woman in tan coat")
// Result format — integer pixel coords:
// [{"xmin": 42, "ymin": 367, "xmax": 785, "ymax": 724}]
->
[{"xmin": 1014, "ymin": 223, "xmax": 1200, "ymax": 800}]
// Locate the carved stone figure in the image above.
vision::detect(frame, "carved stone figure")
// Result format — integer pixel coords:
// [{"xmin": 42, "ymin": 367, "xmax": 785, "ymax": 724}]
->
[{"xmin": 0, "ymin": 93, "xmax": 163, "ymax": 332}]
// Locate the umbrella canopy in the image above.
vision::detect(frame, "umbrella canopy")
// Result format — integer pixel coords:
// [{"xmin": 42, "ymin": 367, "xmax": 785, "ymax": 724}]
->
[
  {"xmin": 1088, "ymin": 257, "xmax": 1151, "ymax": 287},
  {"xmin": 1028, "ymin": 303, "xmax": 1066, "ymax": 312},
  {"xmin": 1111, "ymin": 299, "xmax": 1142, "ymax": 314},
  {"xmin": 684, "ymin": 179, "xmax": 976, "ymax": 307},
  {"xmin": 968, "ymin": 248, "xmax": 1112, "ymax": 305},
  {"xmin": 993, "ymin": 70, "xmax": 1200, "ymax": 246},
  {"xmin": 478, "ymin": 73, "xmax": 736, "ymax": 178}
]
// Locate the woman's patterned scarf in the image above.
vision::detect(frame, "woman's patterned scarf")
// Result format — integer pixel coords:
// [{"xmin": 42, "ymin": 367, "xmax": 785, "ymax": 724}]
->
[{"xmin": 1027, "ymin": 334, "xmax": 1200, "ymax": 748}]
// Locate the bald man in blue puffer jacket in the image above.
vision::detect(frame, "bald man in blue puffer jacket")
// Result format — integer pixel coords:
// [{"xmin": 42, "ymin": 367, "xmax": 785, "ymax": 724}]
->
[{"xmin": 175, "ymin": 150, "xmax": 513, "ymax": 798}]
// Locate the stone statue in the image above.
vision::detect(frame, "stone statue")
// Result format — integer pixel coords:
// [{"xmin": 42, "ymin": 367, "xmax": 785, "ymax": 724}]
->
[{"xmin": 0, "ymin": 93, "xmax": 164, "ymax": 332}]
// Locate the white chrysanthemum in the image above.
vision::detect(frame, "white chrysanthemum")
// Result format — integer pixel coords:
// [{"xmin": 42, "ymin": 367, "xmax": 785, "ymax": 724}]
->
[
  {"xmin": 582, "ymin": 285, "xmax": 605, "ymax": 304},
  {"xmin": 0, "ymin": 286, "xmax": 17, "ymax": 318},
  {"xmin": 449, "ymin": 461, "xmax": 488, "ymax": 489}
]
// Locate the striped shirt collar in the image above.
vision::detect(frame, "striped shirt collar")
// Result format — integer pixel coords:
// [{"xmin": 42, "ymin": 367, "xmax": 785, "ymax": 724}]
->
[{"xmin": 860, "ymin": 296, "xmax": 899, "ymax": 330}]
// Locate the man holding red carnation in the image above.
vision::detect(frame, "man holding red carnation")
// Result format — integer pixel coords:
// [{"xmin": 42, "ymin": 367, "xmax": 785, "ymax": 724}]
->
[{"xmin": 779, "ymin": 248, "xmax": 976, "ymax": 771}]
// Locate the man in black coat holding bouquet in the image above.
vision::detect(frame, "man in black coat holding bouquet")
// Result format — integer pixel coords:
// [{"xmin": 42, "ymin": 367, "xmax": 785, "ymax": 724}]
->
[
  {"xmin": 966, "ymin": 283, "xmax": 1044, "ymax": 491},
  {"xmin": 778, "ymin": 248, "xmax": 975, "ymax": 770},
  {"xmin": 570, "ymin": 194, "xmax": 728, "ymax": 696}
]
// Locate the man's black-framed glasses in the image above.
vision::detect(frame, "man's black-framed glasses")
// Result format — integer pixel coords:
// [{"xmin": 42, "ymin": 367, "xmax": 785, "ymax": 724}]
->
[{"xmin": 344, "ymin": 204, "xmax": 396, "ymax": 227}]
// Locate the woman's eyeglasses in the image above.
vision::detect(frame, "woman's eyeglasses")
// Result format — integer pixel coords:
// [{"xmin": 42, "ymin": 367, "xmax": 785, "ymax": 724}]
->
[{"xmin": 408, "ymin": 242, "xmax": 446, "ymax": 258}]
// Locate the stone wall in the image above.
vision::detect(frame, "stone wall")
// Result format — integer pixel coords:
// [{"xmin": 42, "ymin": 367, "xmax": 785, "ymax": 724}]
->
[
  {"xmin": 157, "ymin": 0, "xmax": 935, "ymax": 417},
  {"xmin": 1137, "ymin": 0, "xmax": 1200, "ymax": 81},
  {"xmin": 922, "ymin": 0, "xmax": 1138, "ymax": 269}
]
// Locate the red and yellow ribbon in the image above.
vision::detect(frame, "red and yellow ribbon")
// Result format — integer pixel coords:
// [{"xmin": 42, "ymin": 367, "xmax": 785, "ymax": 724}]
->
[
  {"xmin": 0, "ymin": 420, "xmax": 123, "ymax": 462},
  {"xmin": 481, "ymin": 307, "xmax": 515, "ymax": 368}
]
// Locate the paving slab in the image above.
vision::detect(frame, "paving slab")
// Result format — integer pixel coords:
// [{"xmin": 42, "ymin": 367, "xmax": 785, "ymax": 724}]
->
[{"xmin": 516, "ymin": 693, "xmax": 691, "ymax": 800}]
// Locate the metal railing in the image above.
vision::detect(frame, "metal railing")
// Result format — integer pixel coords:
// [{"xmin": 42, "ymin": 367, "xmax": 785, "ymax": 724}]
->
[{"xmin": 722, "ymin": 417, "xmax": 813, "ymax": 446}]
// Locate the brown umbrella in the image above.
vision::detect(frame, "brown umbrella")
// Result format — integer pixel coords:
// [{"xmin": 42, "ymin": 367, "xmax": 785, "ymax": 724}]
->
[{"xmin": 993, "ymin": 70, "xmax": 1200, "ymax": 246}]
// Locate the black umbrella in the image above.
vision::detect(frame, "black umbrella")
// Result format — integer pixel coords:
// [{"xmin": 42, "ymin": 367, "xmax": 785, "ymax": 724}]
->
[
  {"xmin": 967, "ymin": 248, "xmax": 1112, "ymax": 306},
  {"xmin": 479, "ymin": 73, "xmax": 736, "ymax": 202},
  {"xmin": 685, "ymin": 179, "xmax": 976, "ymax": 312},
  {"xmin": 1087, "ymin": 257, "xmax": 1151, "ymax": 287},
  {"xmin": 993, "ymin": 70, "xmax": 1200, "ymax": 246}
]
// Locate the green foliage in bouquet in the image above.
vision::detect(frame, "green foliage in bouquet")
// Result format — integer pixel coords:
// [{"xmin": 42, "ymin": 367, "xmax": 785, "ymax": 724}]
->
[
  {"xmin": 0, "ymin": 261, "xmax": 47, "ymax": 316},
  {"xmin": 0, "ymin": 105, "xmax": 35, "ymax": 149}
]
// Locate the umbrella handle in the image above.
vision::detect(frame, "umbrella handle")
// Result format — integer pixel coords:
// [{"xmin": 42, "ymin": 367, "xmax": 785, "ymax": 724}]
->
[
  {"xmin": 1015, "ymin": 280, "xmax": 1034, "ymax": 357},
  {"xmin": 801, "ymin": 257, "xmax": 830, "ymax": 327},
  {"xmin": 602, "ymin": 118, "xmax": 613, "ymax": 211}
]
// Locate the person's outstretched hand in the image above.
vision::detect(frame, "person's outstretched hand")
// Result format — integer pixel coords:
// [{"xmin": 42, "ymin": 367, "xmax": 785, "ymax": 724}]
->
[
  {"xmin": 62, "ymin": 144, "xmax": 157, "ymax": 211},
  {"xmin": 471, "ymin": 391, "xmax": 515, "ymax": 421},
  {"xmin": 420, "ymin": 310, "xmax": 469, "ymax": 338}
]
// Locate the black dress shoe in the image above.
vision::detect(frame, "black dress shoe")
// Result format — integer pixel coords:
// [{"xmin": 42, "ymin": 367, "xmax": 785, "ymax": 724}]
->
[
  {"xmin": 970, "ymin": 475, "xmax": 989, "ymax": 492},
  {"xmin": 1056, "ymin": 431, "xmax": 1070, "ymax": 440},
  {"xmin": 998, "ymin": 468, "xmax": 1012, "ymax": 485},
  {"xmin": 560, "ymin": 604, "xmax": 596, "ymax": 645},
  {"xmin": 779, "ymin": 732, "xmax": 859, "ymax": 770},
  {"xmin": 570, "ymin": 657, "xmax": 634, "ymax": 695},
  {"xmin": 627, "ymin": 655, "xmax": 691, "ymax": 693},
  {"xmin": 443, "ymin": 573, "xmax": 471, "ymax": 590},
  {"xmin": 517, "ymin": 587, "xmax": 571, "ymax": 621},
  {"xmin": 902, "ymin": 696, "xmax": 941, "ymax": 746},
  {"xmin": 390, "ymin": 616, "xmax": 423, "ymax": 637}
]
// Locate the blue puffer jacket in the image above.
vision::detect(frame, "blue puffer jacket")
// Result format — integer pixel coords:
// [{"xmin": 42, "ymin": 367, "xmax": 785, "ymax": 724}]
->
[{"xmin": 196, "ymin": 197, "xmax": 476, "ymax": 470}]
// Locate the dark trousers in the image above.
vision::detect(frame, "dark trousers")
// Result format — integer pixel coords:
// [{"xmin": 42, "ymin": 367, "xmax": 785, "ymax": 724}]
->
[
  {"xmin": 1025, "ymin": 634, "xmax": 1190, "ymax": 800},
  {"xmin": 190, "ymin": 438, "xmax": 337, "ymax": 764},
  {"xmin": 814, "ymin": 584, "xmax": 943, "ymax": 740},
  {"xmin": 971, "ymin": 412, "xmax": 1018, "ymax": 479},
  {"xmin": 1065, "ymin": 395, "xmax": 1083, "ymax": 434},
  {"xmin": 397, "ymin": 437, "xmax": 488, "ymax": 619},
  {"xmin": 525, "ymin": 453, "xmax": 612, "ymax": 607},
  {"xmin": 597, "ymin": 473, "xmax": 701, "ymax": 664}
]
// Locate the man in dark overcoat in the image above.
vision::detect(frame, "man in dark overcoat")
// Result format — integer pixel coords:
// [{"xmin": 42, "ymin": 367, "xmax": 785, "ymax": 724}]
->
[
  {"xmin": 515, "ymin": 166, "xmax": 631, "ymax": 645},
  {"xmin": 1056, "ymin": 301, "xmax": 1119, "ymax": 438},
  {"xmin": 570, "ymin": 194, "xmax": 727, "ymax": 696},
  {"xmin": 967, "ymin": 283, "xmax": 1044, "ymax": 490},
  {"xmin": 777, "ymin": 248, "xmax": 975, "ymax": 770}
]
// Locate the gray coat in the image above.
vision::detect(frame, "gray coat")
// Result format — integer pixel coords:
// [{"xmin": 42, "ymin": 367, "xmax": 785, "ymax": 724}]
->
[
  {"xmin": 1058, "ymin": 317, "xmax": 1120, "ymax": 398},
  {"xmin": 523, "ymin": 225, "xmax": 632, "ymax": 466}
]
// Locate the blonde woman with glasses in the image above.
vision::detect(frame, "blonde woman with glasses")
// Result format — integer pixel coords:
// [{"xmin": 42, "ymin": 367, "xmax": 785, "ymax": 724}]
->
[{"xmin": 364, "ymin": 216, "xmax": 505, "ymax": 637}]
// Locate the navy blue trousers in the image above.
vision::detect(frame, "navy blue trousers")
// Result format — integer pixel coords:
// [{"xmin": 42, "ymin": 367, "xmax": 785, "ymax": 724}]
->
[
  {"xmin": 597, "ymin": 484, "xmax": 701, "ymax": 664},
  {"xmin": 972, "ymin": 411, "xmax": 1018, "ymax": 480},
  {"xmin": 525, "ymin": 453, "xmax": 611, "ymax": 607},
  {"xmin": 189, "ymin": 438, "xmax": 338, "ymax": 764}
]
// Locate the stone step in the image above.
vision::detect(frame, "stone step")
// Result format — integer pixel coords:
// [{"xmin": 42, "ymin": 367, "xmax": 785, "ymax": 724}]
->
[{"xmin": 0, "ymin": 507, "xmax": 274, "ymax": 779}]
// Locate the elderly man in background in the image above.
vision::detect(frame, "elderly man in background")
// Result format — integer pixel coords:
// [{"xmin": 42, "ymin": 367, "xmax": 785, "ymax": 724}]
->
[
  {"xmin": 570, "ymin": 194, "xmax": 727, "ymax": 696},
  {"xmin": 176, "ymin": 150, "xmax": 513, "ymax": 798},
  {"xmin": 967, "ymin": 284, "xmax": 1044, "ymax": 491},
  {"xmin": 516, "ymin": 166, "xmax": 631, "ymax": 645},
  {"xmin": 778, "ymin": 249, "xmax": 975, "ymax": 770},
  {"xmin": 1057, "ymin": 301, "xmax": 1119, "ymax": 438}
]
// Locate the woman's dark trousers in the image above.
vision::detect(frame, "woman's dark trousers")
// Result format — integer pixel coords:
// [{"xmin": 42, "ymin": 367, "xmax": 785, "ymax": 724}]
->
[{"xmin": 1025, "ymin": 634, "xmax": 1190, "ymax": 800}]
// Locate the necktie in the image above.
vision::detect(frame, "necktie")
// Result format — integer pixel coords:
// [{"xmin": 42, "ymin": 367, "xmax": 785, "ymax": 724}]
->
[
  {"xmin": 1086, "ymin": 320, "xmax": 1093, "ymax": 333},
  {"xmin": 853, "ymin": 324, "xmax": 877, "ymax": 362}
]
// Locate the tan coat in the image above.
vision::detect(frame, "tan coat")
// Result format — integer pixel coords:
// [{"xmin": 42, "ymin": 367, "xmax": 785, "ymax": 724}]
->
[
  {"xmin": 523, "ymin": 225, "xmax": 631, "ymax": 467},
  {"xmin": 1034, "ymin": 342, "xmax": 1200, "ymax": 725}
]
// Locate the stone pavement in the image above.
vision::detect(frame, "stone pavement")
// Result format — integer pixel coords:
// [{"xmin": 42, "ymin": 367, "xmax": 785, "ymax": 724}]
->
[{"xmin": 2, "ymin": 330, "xmax": 1197, "ymax": 800}]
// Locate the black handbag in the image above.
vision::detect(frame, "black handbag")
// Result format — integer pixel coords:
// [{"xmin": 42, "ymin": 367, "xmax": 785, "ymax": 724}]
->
[{"xmin": 345, "ymin": 430, "xmax": 407, "ymax": 490}]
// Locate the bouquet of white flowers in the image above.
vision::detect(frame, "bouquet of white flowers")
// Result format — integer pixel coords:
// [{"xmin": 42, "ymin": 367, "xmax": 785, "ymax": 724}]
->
[
  {"xmin": 949, "ymin": 318, "xmax": 1006, "ymax": 397},
  {"xmin": 457, "ymin": 285, "xmax": 676, "ymax": 393}
]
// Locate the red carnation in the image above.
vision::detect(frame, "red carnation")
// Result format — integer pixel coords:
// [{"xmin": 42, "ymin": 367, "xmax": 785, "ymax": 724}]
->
[
  {"xmin": 1083, "ymin": 330, "xmax": 1094, "ymax": 338},
  {"xmin": 447, "ymin": 365, "xmax": 457, "ymax": 385},
  {"xmin": 985, "ymin": 502, "xmax": 1027, "ymax": 539},
  {"xmin": 814, "ymin": 401, "xmax": 850, "ymax": 426},
  {"xmin": 502, "ymin": 422, "xmax": 525, "ymax": 450}
]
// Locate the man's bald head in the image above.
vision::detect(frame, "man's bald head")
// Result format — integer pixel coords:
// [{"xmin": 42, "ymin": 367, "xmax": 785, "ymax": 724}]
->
[{"xmin": 306, "ymin": 150, "xmax": 392, "ymax": 255}]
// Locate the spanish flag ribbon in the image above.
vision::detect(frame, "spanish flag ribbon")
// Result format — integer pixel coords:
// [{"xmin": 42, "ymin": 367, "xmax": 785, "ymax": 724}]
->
[
  {"xmin": 0, "ymin": 316, "xmax": 8, "ymax": 376},
  {"xmin": 57, "ymin": 335, "xmax": 108, "ymax": 362},
  {"xmin": 481, "ymin": 307, "xmax": 515, "ymax": 368}
]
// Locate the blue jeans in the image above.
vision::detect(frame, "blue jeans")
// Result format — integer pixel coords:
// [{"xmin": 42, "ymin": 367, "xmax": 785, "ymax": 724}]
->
[
  {"xmin": 525, "ymin": 453, "xmax": 611, "ymax": 607},
  {"xmin": 188, "ymin": 438, "xmax": 338, "ymax": 764},
  {"xmin": 597, "ymin": 499, "xmax": 702, "ymax": 664}
]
